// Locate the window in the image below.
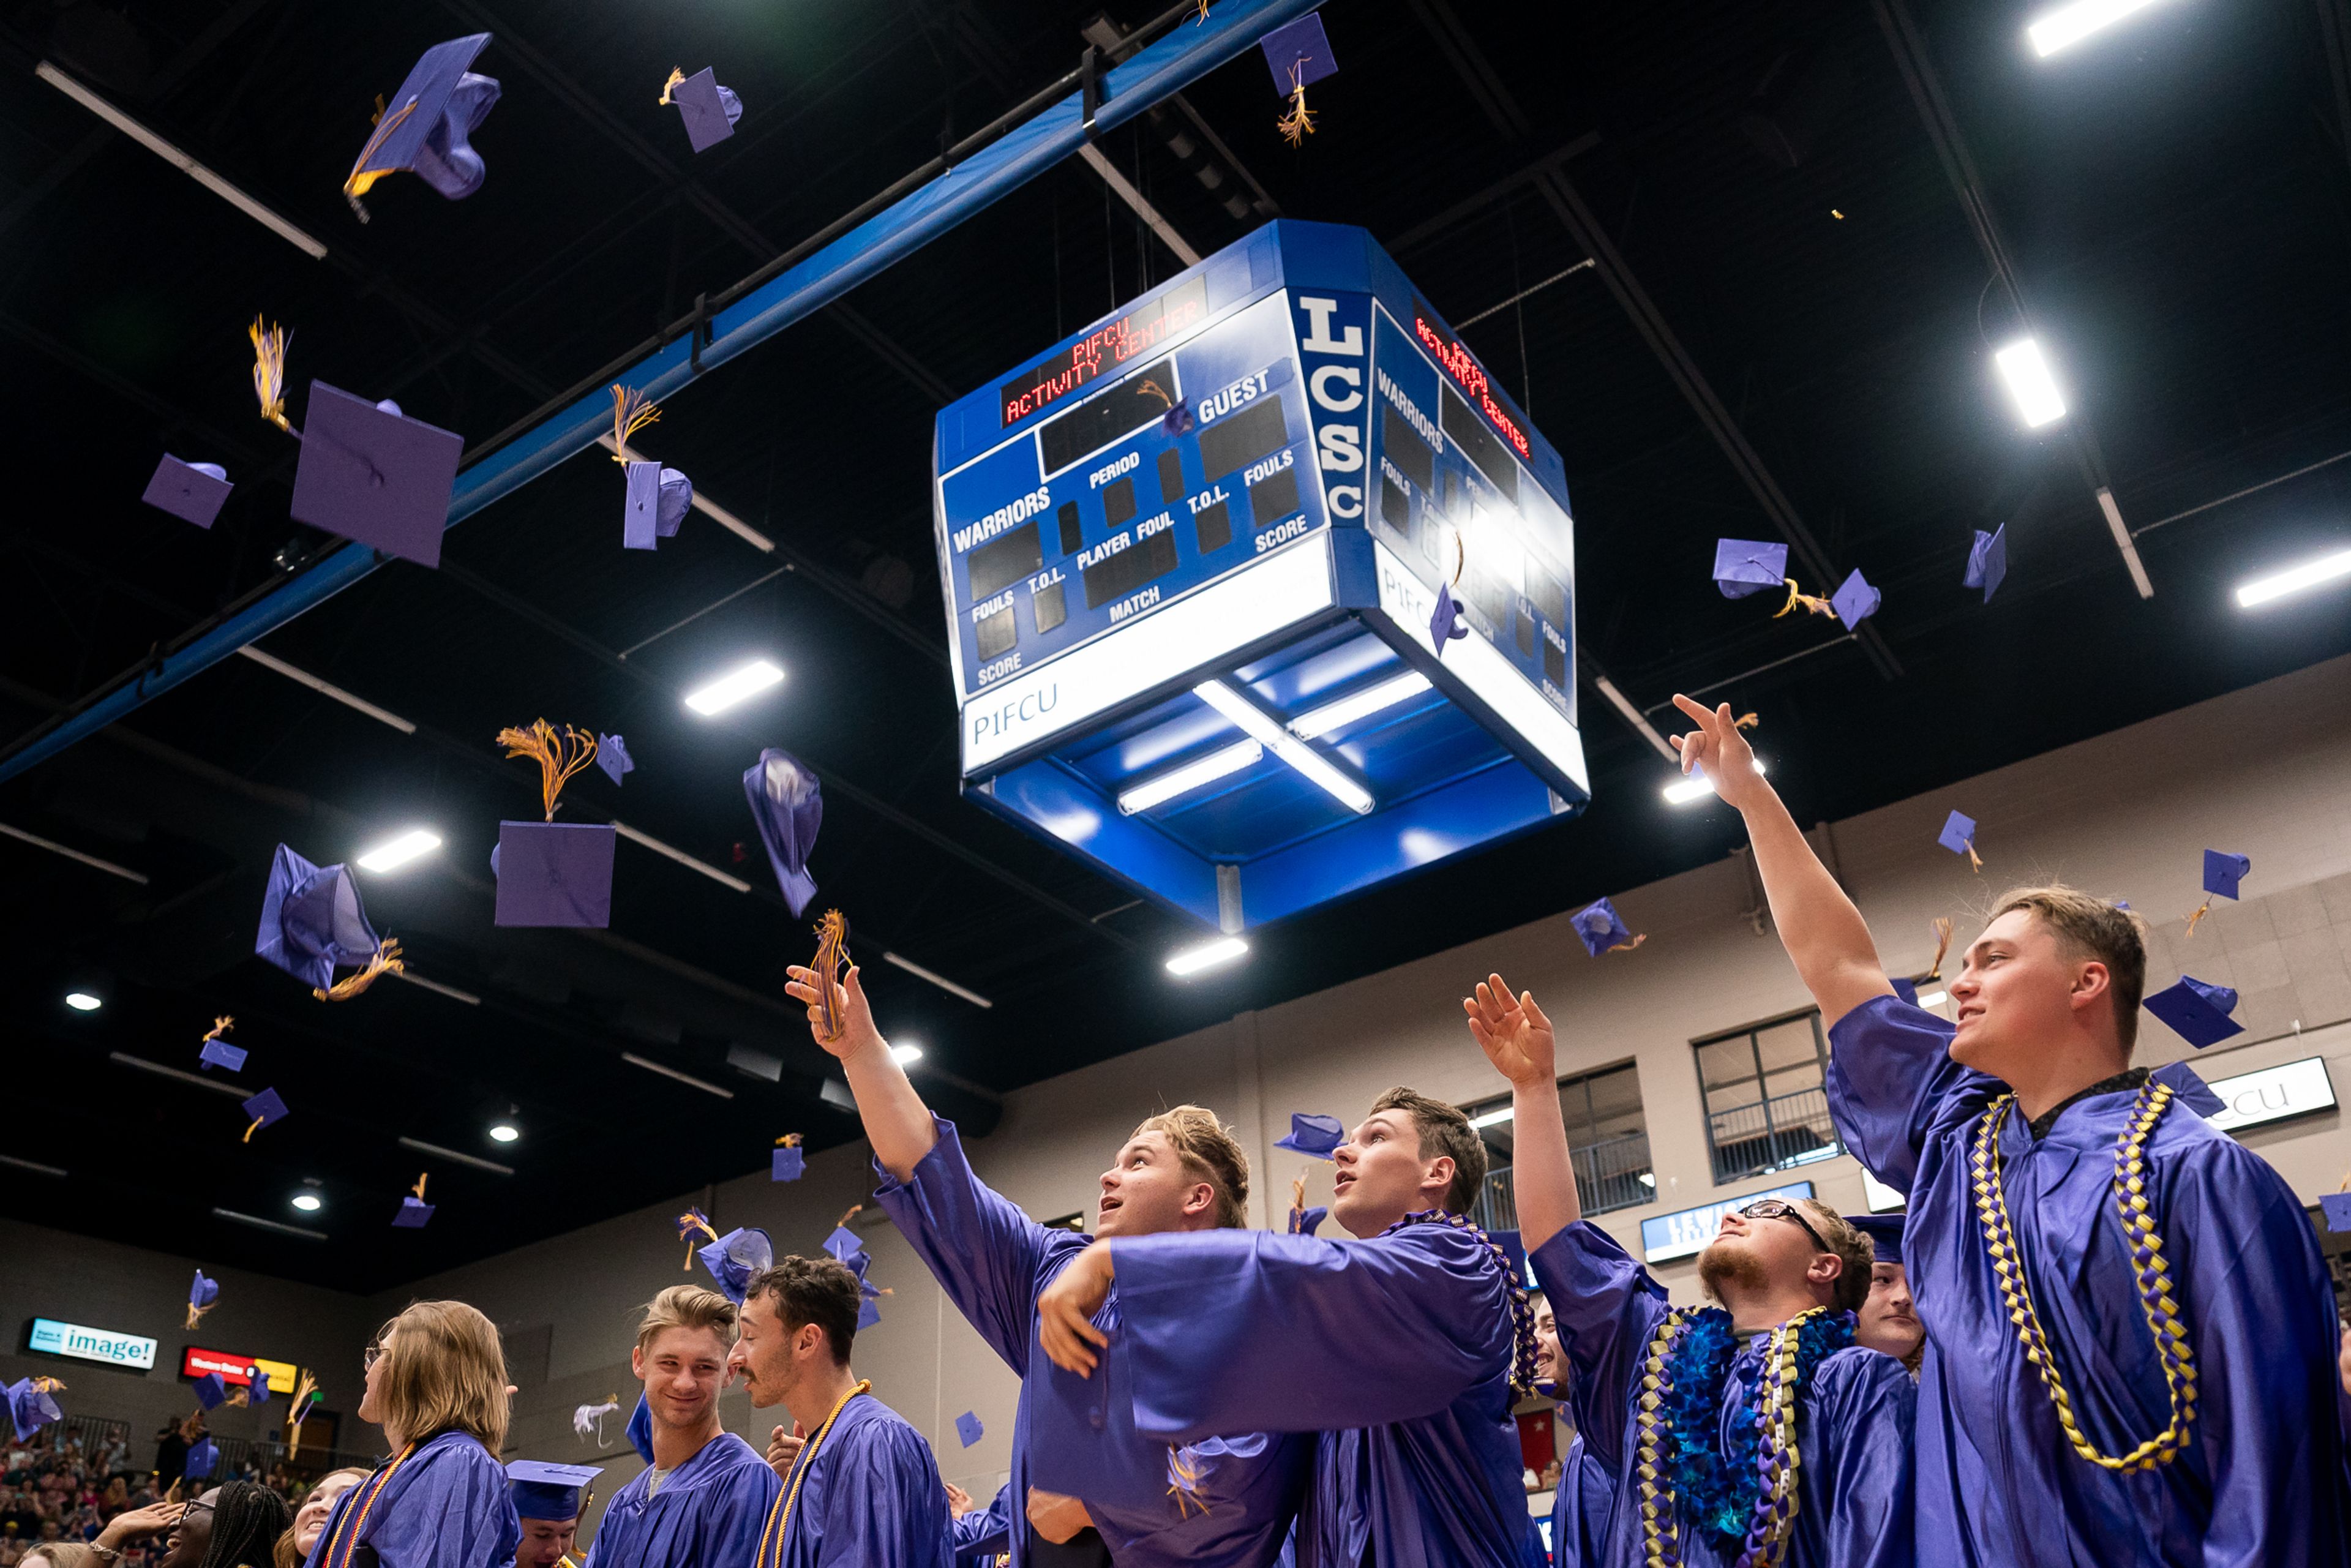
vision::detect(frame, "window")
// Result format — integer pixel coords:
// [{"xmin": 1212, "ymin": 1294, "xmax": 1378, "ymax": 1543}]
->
[
  {"xmin": 1464, "ymin": 1062, "xmax": 1653, "ymax": 1229},
  {"xmin": 1693, "ymin": 1010, "xmax": 1842, "ymax": 1185}
]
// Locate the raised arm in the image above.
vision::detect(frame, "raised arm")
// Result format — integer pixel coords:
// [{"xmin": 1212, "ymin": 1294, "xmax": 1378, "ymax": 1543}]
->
[
  {"xmin": 1670, "ymin": 696, "xmax": 1892, "ymax": 1027},
  {"xmin": 1463, "ymin": 973, "xmax": 1578, "ymax": 1251},
  {"xmin": 784, "ymin": 963, "xmax": 935, "ymax": 1180}
]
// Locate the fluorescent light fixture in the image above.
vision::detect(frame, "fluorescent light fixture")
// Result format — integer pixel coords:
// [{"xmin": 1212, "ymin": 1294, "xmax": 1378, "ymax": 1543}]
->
[
  {"xmin": 488, "ymin": 1122, "xmax": 521, "ymax": 1144},
  {"xmin": 35, "ymin": 63, "xmax": 329, "ymax": 260},
  {"xmin": 890, "ymin": 1043, "xmax": 924, "ymax": 1067},
  {"xmin": 1663, "ymin": 759, "xmax": 1766, "ymax": 806},
  {"xmin": 0, "ymin": 820, "xmax": 148, "ymax": 883},
  {"xmin": 1193, "ymin": 681, "xmax": 1373, "ymax": 814},
  {"xmin": 1468, "ymin": 1106, "xmax": 1514, "ymax": 1130},
  {"xmin": 2098, "ymin": 487, "xmax": 2154, "ymax": 600},
  {"xmin": 1166, "ymin": 936, "xmax": 1249, "ymax": 977},
  {"xmin": 881, "ymin": 951, "xmax": 994, "ymax": 1009},
  {"xmin": 211, "ymin": 1207, "xmax": 328, "ymax": 1242},
  {"xmin": 2027, "ymin": 0, "xmax": 2169, "ymax": 57},
  {"xmin": 1993, "ymin": 339, "xmax": 2066, "ymax": 428},
  {"xmin": 110, "ymin": 1051, "xmax": 245, "ymax": 1098},
  {"xmin": 2235, "ymin": 548, "xmax": 2351, "ymax": 609},
  {"xmin": 1288, "ymin": 672, "xmax": 1433, "ymax": 740},
  {"xmin": 684, "ymin": 659, "xmax": 785, "ymax": 716},
  {"xmin": 392, "ymin": 970, "xmax": 481, "ymax": 1006},
  {"xmin": 290, "ymin": 1192, "xmax": 323, "ymax": 1213},
  {"xmin": 236, "ymin": 647, "xmax": 415, "ymax": 733},
  {"xmin": 620, "ymin": 1051, "xmax": 737, "ymax": 1099},
  {"xmin": 1917, "ymin": 989, "xmax": 1951, "ymax": 1009},
  {"xmin": 0, "ymin": 1154, "xmax": 67, "ymax": 1178},
  {"xmin": 357, "ymin": 828, "xmax": 441, "ymax": 874},
  {"xmin": 64, "ymin": 992, "xmax": 101, "ymax": 1013},
  {"xmin": 613, "ymin": 822, "xmax": 753, "ymax": 892},
  {"xmin": 397, "ymin": 1136, "xmax": 514, "ymax": 1175},
  {"xmin": 1117, "ymin": 740, "xmax": 1262, "ymax": 814},
  {"xmin": 1592, "ymin": 677, "xmax": 1678, "ymax": 762}
]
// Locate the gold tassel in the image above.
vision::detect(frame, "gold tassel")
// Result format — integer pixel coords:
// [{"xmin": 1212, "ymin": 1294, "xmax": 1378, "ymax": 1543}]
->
[
  {"xmin": 2183, "ymin": 896, "xmax": 2212, "ymax": 938},
  {"xmin": 610, "ymin": 384, "xmax": 662, "ymax": 464},
  {"xmin": 186, "ymin": 1302, "xmax": 212, "ymax": 1331},
  {"xmin": 679, "ymin": 1209, "xmax": 719, "ymax": 1270},
  {"xmin": 250, "ymin": 318, "xmax": 292, "ymax": 432},
  {"xmin": 411, "ymin": 1172, "xmax": 430, "ymax": 1202},
  {"xmin": 243, "ymin": 1116, "xmax": 264, "ymax": 1143},
  {"xmin": 1166, "ymin": 1445, "xmax": 1209, "ymax": 1518},
  {"xmin": 1607, "ymin": 933, "xmax": 1649, "ymax": 954},
  {"xmin": 1773, "ymin": 578, "xmax": 1835, "ymax": 619},
  {"xmin": 1733, "ymin": 713, "xmax": 1760, "ymax": 731},
  {"xmin": 1289, "ymin": 1171, "xmax": 1306, "ymax": 1217},
  {"xmin": 658, "ymin": 67, "xmax": 686, "ymax": 107},
  {"xmin": 1964, "ymin": 839, "xmax": 1983, "ymax": 874},
  {"xmin": 226, "ymin": 1387, "xmax": 250, "ymax": 1409},
  {"xmin": 1138, "ymin": 378, "xmax": 1174, "ymax": 409},
  {"xmin": 345, "ymin": 96, "xmax": 419, "ymax": 204},
  {"xmin": 777, "ymin": 1133, "xmax": 803, "ymax": 1149},
  {"xmin": 814, "ymin": 910, "xmax": 853, "ymax": 1045},
  {"xmin": 1193, "ymin": 0, "xmax": 1210, "ymax": 21},
  {"xmin": 836, "ymin": 1202, "xmax": 865, "ymax": 1231},
  {"xmin": 287, "ymin": 1371, "xmax": 318, "ymax": 1455},
  {"xmin": 1926, "ymin": 916, "xmax": 1954, "ymax": 981},
  {"xmin": 498, "ymin": 719, "xmax": 601, "ymax": 820},
  {"xmin": 203, "ymin": 1015, "xmax": 234, "ymax": 1043},
  {"xmin": 314, "ymin": 938, "xmax": 405, "ymax": 1002},
  {"xmin": 1276, "ymin": 62, "xmax": 1316, "ymax": 146}
]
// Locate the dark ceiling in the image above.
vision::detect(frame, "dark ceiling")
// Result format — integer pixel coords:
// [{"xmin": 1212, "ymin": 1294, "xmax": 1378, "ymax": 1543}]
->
[{"xmin": 4, "ymin": 0, "xmax": 2349, "ymax": 1291}]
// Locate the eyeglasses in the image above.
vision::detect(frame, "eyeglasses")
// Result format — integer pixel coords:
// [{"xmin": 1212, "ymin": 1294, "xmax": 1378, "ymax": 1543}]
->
[
  {"xmin": 1736, "ymin": 1198, "xmax": 1831, "ymax": 1254},
  {"xmin": 362, "ymin": 1342, "xmax": 384, "ymax": 1371}
]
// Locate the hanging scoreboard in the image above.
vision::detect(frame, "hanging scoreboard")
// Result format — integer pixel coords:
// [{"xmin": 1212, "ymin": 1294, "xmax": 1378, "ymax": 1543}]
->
[{"xmin": 932, "ymin": 220, "xmax": 1586, "ymax": 932}]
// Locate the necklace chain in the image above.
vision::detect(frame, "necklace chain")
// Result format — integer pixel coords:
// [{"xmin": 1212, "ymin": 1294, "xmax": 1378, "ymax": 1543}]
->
[{"xmin": 1969, "ymin": 1079, "xmax": 2197, "ymax": 1472}]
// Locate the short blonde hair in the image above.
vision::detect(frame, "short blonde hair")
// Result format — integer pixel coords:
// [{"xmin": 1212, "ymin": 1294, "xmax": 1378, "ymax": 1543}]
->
[
  {"xmin": 634, "ymin": 1284, "xmax": 738, "ymax": 1357},
  {"xmin": 1798, "ymin": 1201, "xmax": 1874, "ymax": 1316},
  {"xmin": 1989, "ymin": 885, "xmax": 2148, "ymax": 1052},
  {"xmin": 370, "ymin": 1300, "xmax": 508, "ymax": 1452},
  {"xmin": 1130, "ymin": 1105, "xmax": 1250, "ymax": 1229}
]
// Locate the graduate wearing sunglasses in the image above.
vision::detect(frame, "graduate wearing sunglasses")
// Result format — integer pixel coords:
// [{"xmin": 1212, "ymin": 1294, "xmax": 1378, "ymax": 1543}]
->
[{"xmin": 1466, "ymin": 973, "xmax": 1916, "ymax": 1568}]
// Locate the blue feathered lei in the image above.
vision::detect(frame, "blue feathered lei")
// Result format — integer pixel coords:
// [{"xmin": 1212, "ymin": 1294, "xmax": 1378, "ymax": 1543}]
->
[{"xmin": 1661, "ymin": 1307, "xmax": 1853, "ymax": 1551}]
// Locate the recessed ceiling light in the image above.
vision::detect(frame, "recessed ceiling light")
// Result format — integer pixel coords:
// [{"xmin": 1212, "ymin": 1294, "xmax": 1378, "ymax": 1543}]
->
[
  {"xmin": 357, "ymin": 828, "xmax": 443, "ymax": 874},
  {"xmin": 488, "ymin": 1122, "xmax": 521, "ymax": 1144},
  {"xmin": 1993, "ymin": 339, "xmax": 2067, "ymax": 429},
  {"xmin": 64, "ymin": 992, "xmax": 101, "ymax": 1013},
  {"xmin": 2026, "ymin": 0, "xmax": 2169, "ymax": 58},
  {"xmin": 1166, "ymin": 936, "xmax": 1249, "ymax": 977},
  {"xmin": 1663, "ymin": 759, "xmax": 1766, "ymax": 806},
  {"xmin": 2235, "ymin": 548, "xmax": 2351, "ymax": 609},
  {"xmin": 889, "ymin": 1043, "xmax": 923, "ymax": 1067},
  {"xmin": 684, "ymin": 659, "xmax": 786, "ymax": 716},
  {"xmin": 290, "ymin": 1192, "xmax": 323, "ymax": 1213}
]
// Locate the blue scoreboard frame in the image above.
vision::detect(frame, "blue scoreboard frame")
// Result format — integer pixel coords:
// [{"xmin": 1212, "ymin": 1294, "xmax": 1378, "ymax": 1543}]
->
[{"xmin": 932, "ymin": 220, "xmax": 1587, "ymax": 933}]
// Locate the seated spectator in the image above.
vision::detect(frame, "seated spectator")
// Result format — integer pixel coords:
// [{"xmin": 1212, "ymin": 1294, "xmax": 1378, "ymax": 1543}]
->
[
  {"xmin": 24, "ymin": 1544, "xmax": 92, "ymax": 1568},
  {"xmin": 271, "ymin": 1469, "xmax": 366, "ymax": 1568}
]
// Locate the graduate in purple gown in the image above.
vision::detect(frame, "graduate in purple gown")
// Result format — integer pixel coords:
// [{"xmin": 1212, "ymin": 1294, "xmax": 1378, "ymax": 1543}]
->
[
  {"xmin": 1845, "ymin": 1217, "xmax": 1924, "ymax": 1378},
  {"xmin": 1668, "ymin": 697, "xmax": 2351, "ymax": 1567},
  {"xmin": 1465, "ymin": 972, "xmax": 1914, "ymax": 1568},
  {"xmin": 304, "ymin": 1301, "xmax": 520, "ymax": 1568},
  {"xmin": 1531, "ymin": 1301, "xmax": 1614, "ymax": 1567},
  {"xmin": 1030, "ymin": 1086, "xmax": 1547, "ymax": 1568},
  {"xmin": 782, "ymin": 960, "xmax": 1310, "ymax": 1568},
  {"xmin": 729, "ymin": 1254, "xmax": 953, "ymax": 1568},
  {"xmin": 953, "ymin": 1482, "xmax": 1013, "ymax": 1568},
  {"xmin": 581, "ymin": 1286, "xmax": 777, "ymax": 1568}
]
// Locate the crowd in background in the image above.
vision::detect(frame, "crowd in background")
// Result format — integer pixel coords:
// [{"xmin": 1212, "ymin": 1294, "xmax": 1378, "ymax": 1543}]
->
[{"xmin": 0, "ymin": 1422, "xmax": 343, "ymax": 1568}]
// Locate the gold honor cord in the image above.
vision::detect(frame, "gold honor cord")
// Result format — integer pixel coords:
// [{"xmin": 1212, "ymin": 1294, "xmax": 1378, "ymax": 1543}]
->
[
  {"xmin": 1970, "ymin": 1082, "xmax": 2197, "ymax": 1472},
  {"xmin": 324, "ymin": 1442, "xmax": 418, "ymax": 1568},
  {"xmin": 756, "ymin": 1381, "xmax": 871, "ymax": 1568}
]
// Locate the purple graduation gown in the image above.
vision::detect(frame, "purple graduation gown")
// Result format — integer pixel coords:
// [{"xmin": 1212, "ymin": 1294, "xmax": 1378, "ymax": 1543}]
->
[
  {"xmin": 954, "ymin": 1483, "xmax": 1014, "ymax": 1568},
  {"xmin": 1532, "ymin": 1223, "xmax": 1914, "ymax": 1568},
  {"xmin": 1103, "ymin": 1220, "xmax": 1548, "ymax": 1568},
  {"xmin": 581, "ymin": 1430, "xmax": 778, "ymax": 1568},
  {"xmin": 872, "ymin": 1116, "xmax": 1310, "ymax": 1568},
  {"xmin": 302, "ymin": 1430, "xmax": 520, "ymax": 1568},
  {"xmin": 1827, "ymin": 995, "xmax": 2351, "ymax": 1567},
  {"xmin": 1548, "ymin": 1434, "xmax": 1612, "ymax": 1568},
  {"xmin": 755, "ymin": 1390, "xmax": 953, "ymax": 1568}
]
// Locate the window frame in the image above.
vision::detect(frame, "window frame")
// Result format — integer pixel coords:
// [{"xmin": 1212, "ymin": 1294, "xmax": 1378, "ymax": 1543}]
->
[{"xmin": 1690, "ymin": 1006, "xmax": 1843, "ymax": 1186}]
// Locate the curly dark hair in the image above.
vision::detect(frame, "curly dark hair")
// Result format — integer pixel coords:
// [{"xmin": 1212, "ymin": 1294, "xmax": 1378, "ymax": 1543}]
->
[
  {"xmin": 745, "ymin": 1255, "xmax": 863, "ymax": 1365},
  {"xmin": 202, "ymin": 1480, "xmax": 291, "ymax": 1568}
]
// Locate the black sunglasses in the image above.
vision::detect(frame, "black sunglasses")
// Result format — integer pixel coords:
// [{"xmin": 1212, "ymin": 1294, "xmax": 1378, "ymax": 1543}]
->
[{"xmin": 1736, "ymin": 1198, "xmax": 1831, "ymax": 1254}]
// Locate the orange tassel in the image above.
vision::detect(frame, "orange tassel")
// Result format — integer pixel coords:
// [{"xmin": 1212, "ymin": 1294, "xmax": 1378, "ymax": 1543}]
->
[
  {"xmin": 1276, "ymin": 62, "xmax": 1316, "ymax": 145},
  {"xmin": 1773, "ymin": 579, "xmax": 1835, "ymax": 619},
  {"xmin": 610, "ymin": 384, "xmax": 662, "ymax": 463},
  {"xmin": 498, "ymin": 720, "xmax": 600, "ymax": 821},
  {"xmin": 313, "ymin": 938, "xmax": 403, "ymax": 1002}
]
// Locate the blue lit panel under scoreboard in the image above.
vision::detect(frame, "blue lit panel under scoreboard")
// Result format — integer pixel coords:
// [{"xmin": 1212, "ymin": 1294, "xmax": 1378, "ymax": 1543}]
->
[{"xmin": 932, "ymin": 220, "xmax": 1587, "ymax": 932}]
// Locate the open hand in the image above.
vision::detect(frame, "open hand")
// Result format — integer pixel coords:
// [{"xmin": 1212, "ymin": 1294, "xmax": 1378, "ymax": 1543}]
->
[
  {"xmin": 1026, "ymin": 1487, "xmax": 1094, "ymax": 1544},
  {"xmin": 1464, "ymin": 972, "xmax": 1555, "ymax": 1088},
  {"xmin": 1668, "ymin": 696, "xmax": 1768, "ymax": 811},
  {"xmin": 784, "ymin": 963, "xmax": 883, "ymax": 1061},
  {"xmin": 943, "ymin": 1480, "xmax": 975, "ymax": 1518},
  {"xmin": 96, "ymin": 1501, "xmax": 184, "ymax": 1547},
  {"xmin": 1035, "ymin": 1243, "xmax": 1116, "ymax": 1376}
]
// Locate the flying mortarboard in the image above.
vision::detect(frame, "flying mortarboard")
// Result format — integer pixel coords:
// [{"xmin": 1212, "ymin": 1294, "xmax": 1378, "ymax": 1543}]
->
[
  {"xmin": 1260, "ymin": 13, "xmax": 1334, "ymax": 144},
  {"xmin": 142, "ymin": 456, "xmax": 233, "ymax": 529},
  {"xmin": 1712, "ymin": 539, "xmax": 1788, "ymax": 599},
  {"xmin": 622, "ymin": 462, "xmax": 694, "ymax": 550},
  {"xmin": 287, "ymin": 383, "xmax": 463, "ymax": 569},
  {"xmin": 2185, "ymin": 849, "xmax": 2252, "ymax": 937},
  {"xmin": 394, "ymin": 1172, "xmax": 434, "ymax": 1228},
  {"xmin": 241, "ymin": 1087, "xmax": 289, "ymax": 1142},
  {"xmin": 1963, "ymin": 525, "xmax": 2006, "ymax": 602},
  {"xmin": 5, "ymin": 1378, "xmax": 64, "ymax": 1444},
  {"xmin": 697, "ymin": 1226, "xmax": 774, "ymax": 1307},
  {"xmin": 198, "ymin": 1016, "xmax": 246, "ymax": 1073},
  {"xmin": 1829, "ymin": 568, "xmax": 1880, "ymax": 629},
  {"xmin": 1845, "ymin": 1214, "xmax": 1903, "ymax": 1266},
  {"xmin": 955, "ymin": 1411, "xmax": 984, "ymax": 1449},
  {"xmin": 2148, "ymin": 1061, "xmax": 2224, "ymax": 1118},
  {"xmin": 246, "ymin": 1371, "xmax": 271, "ymax": 1408},
  {"xmin": 1937, "ymin": 811, "xmax": 1981, "ymax": 872},
  {"xmin": 1427, "ymin": 582, "xmax": 1469, "ymax": 657},
  {"xmin": 572, "ymin": 1396, "xmax": 621, "ymax": 1445},
  {"xmin": 1286, "ymin": 1203, "xmax": 1327, "ymax": 1236},
  {"xmin": 677, "ymin": 1207, "xmax": 719, "ymax": 1270},
  {"xmin": 1273, "ymin": 1113, "xmax": 1344, "ymax": 1159},
  {"xmin": 496, "ymin": 722, "xmax": 617, "ymax": 928},
  {"xmin": 509, "ymin": 1460, "xmax": 602, "ymax": 1522},
  {"xmin": 2142, "ymin": 975, "xmax": 2243, "ymax": 1049},
  {"xmin": 1570, "ymin": 896, "xmax": 1644, "ymax": 958},
  {"xmin": 183, "ymin": 1438, "xmax": 219, "ymax": 1482},
  {"xmin": 187, "ymin": 1269, "xmax": 219, "ymax": 1329},
  {"xmin": 2323, "ymin": 1185, "xmax": 2351, "ymax": 1234},
  {"xmin": 596, "ymin": 734, "xmax": 634, "ymax": 786},
  {"xmin": 772, "ymin": 1134, "xmax": 805, "ymax": 1182},
  {"xmin": 190, "ymin": 1373, "xmax": 230, "ymax": 1412},
  {"xmin": 256, "ymin": 845, "xmax": 403, "ymax": 1000},
  {"xmin": 660, "ymin": 67, "xmax": 743, "ymax": 154},
  {"xmin": 344, "ymin": 34, "xmax": 501, "ymax": 219},
  {"xmin": 823, "ymin": 1224, "xmax": 864, "ymax": 1266},
  {"xmin": 744, "ymin": 749, "xmax": 823, "ymax": 917}
]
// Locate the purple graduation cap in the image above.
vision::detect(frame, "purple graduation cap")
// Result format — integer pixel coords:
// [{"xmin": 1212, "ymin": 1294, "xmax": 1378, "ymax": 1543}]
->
[
  {"xmin": 183, "ymin": 1438, "xmax": 219, "ymax": 1482},
  {"xmin": 744, "ymin": 749, "xmax": 823, "ymax": 917},
  {"xmin": 6, "ymin": 1378, "xmax": 64, "ymax": 1444},
  {"xmin": 1428, "ymin": 582, "xmax": 1469, "ymax": 656},
  {"xmin": 241, "ymin": 1087, "xmax": 289, "ymax": 1139},
  {"xmin": 1570, "ymin": 896, "xmax": 1640, "ymax": 957},
  {"xmin": 698, "ymin": 1226, "xmax": 774, "ymax": 1306},
  {"xmin": 191, "ymin": 1372, "xmax": 230, "ymax": 1412},
  {"xmin": 2149, "ymin": 1061, "xmax": 2224, "ymax": 1118},
  {"xmin": 187, "ymin": 1269, "xmax": 219, "ymax": 1327},
  {"xmin": 622, "ymin": 461, "xmax": 694, "ymax": 550},
  {"xmin": 596, "ymin": 734, "xmax": 634, "ymax": 786},
  {"xmin": 771, "ymin": 1136, "xmax": 805, "ymax": 1183},
  {"xmin": 2322, "ymin": 1192, "xmax": 2351, "ymax": 1234},
  {"xmin": 288, "ymin": 383, "xmax": 463, "ymax": 568},
  {"xmin": 1259, "ymin": 13, "xmax": 1338, "ymax": 91},
  {"xmin": 343, "ymin": 34, "xmax": 501, "ymax": 218},
  {"xmin": 1273, "ymin": 1112, "xmax": 1344, "ymax": 1160},
  {"xmin": 1938, "ymin": 811, "xmax": 1979, "ymax": 860},
  {"xmin": 823, "ymin": 1225, "xmax": 864, "ymax": 1267},
  {"xmin": 664, "ymin": 67, "xmax": 743, "ymax": 154},
  {"xmin": 1712, "ymin": 539, "xmax": 1788, "ymax": 599},
  {"xmin": 1161, "ymin": 399, "xmax": 1194, "ymax": 437},
  {"xmin": 142, "ymin": 456, "xmax": 233, "ymax": 529},
  {"xmin": 2203, "ymin": 850, "xmax": 2251, "ymax": 901},
  {"xmin": 954, "ymin": 1411, "xmax": 984, "ymax": 1449},
  {"xmin": 1845, "ymin": 1214, "xmax": 1903, "ymax": 1266},
  {"xmin": 509, "ymin": 1460, "xmax": 602, "ymax": 1523},
  {"xmin": 1964, "ymin": 525, "xmax": 2006, "ymax": 602},
  {"xmin": 495, "ymin": 820, "xmax": 617, "ymax": 928},
  {"xmin": 199, "ymin": 1039, "xmax": 247, "ymax": 1073},
  {"xmin": 2142, "ymin": 975, "xmax": 2243, "ymax": 1049},
  {"xmin": 1830, "ymin": 568, "xmax": 1880, "ymax": 628},
  {"xmin": 246, "ymin": 1371, "xmax": 272, "ymax": 1408},
  {"xmin": 393, "ymin": 1179, "xmax": 435, "ymax": 1228},
  {"xmin": 1286, "ymin": 1203, "xmax": 1327, "ymax": 1237},
  {"xmin": 256, "ymin": 844, "xmax": 389, "ymax": 993}
]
